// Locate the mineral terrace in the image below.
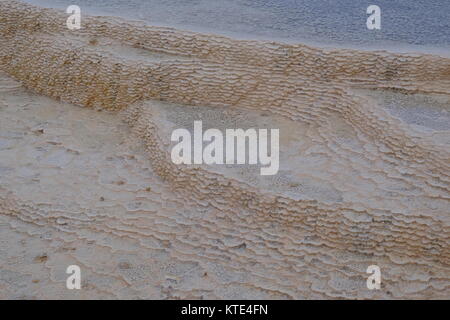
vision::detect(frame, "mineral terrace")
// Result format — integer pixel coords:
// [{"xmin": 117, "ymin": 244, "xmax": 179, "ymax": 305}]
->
[{"xmin": 0, "ymin": 0, "xmax": 449, "ymax": 299}]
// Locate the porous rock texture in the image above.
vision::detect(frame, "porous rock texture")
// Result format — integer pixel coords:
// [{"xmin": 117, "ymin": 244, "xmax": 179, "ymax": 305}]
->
[{"xmin": 0, "ymin": 0, "xmax": 449, "ymax": 299}]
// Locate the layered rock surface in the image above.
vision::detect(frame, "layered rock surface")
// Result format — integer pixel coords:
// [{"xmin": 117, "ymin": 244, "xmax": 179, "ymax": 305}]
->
[{"xmin": 0, "ymin": 0, "xmax": 449, "ymax": 299}]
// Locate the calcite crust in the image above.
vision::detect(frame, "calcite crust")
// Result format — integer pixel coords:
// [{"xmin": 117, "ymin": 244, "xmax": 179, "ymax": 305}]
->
[{"xmin": 0, "ymin": 0, "xmax": 449, "ymax": 299}]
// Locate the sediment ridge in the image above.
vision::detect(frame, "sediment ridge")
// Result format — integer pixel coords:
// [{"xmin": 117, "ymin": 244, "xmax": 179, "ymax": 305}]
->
[{"xmin": 0, "ymin": 0, "xmax": 449, "ymax": 299}]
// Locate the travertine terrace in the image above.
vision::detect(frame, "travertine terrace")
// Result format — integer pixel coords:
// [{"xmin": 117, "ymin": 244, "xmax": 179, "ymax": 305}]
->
[{"xmin": 0, "ymin": 0, "xmax": 449, "ymax": 299}]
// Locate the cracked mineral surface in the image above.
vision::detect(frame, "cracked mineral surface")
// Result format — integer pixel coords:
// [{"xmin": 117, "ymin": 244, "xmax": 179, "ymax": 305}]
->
[{"xmin": 0, "ymin": 0, "xmax": 449, "ymax": 299}]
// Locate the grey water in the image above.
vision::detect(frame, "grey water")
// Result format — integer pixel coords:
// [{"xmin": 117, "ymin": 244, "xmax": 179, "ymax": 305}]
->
[{"xmin": 22, "ymin": 0, "xmax": 450, "ymax": 51}]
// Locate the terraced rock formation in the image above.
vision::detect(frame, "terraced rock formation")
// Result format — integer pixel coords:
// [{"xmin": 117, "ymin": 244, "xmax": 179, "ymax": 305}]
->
[{"xmin": 0, "ymin": 0, "xmax": 449, "ymax": 299}]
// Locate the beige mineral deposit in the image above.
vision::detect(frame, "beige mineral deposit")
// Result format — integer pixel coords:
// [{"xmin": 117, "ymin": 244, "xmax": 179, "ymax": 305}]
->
[{"xmin": 0, "ymin": 0, "xmax": 449, "ymax": 299}]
